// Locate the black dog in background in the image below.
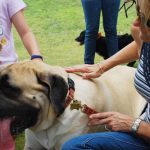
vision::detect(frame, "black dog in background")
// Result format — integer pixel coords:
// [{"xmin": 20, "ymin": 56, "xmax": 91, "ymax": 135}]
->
[{"xmin": 75, "ymin": 30, "xmax": 136, "ymax": 67}]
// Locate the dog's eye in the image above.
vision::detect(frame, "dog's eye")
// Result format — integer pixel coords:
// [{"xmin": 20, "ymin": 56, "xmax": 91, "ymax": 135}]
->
[
  {"xmin": 0, "ymin": 74, "xmax": 10, "ymax": 88},
  {"xmin": 33, "ymin": 96, "xmax": 36, "ymax": 100},
  {"xmin": 0, "ymin": 74, "xmax": 22, "ymax": 98}
]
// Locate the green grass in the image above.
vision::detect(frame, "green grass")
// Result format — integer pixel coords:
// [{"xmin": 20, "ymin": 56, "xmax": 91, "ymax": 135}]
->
[{"xmin": 14, "ymin": 0, "xmax": 136, "ymax": 149}]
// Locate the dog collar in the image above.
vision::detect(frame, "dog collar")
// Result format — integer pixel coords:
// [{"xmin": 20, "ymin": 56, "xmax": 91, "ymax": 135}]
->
[
  {"xmin": 65, "ymin": 77, "xmax": 98, "ymax": 116},
  {"xmin": 65, "ymin": 78, "xmax": 75, "ymax": 107}
]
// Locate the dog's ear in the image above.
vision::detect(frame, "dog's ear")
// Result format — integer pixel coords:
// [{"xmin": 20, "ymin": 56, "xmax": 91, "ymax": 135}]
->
[{"xmin": 36, "ymin": 72, "xmax": 68, "ymax": 115}]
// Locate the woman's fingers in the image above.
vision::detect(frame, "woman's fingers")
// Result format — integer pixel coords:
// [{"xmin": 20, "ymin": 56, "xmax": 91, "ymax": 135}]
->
[
  {"xmin": 65, "ymin": 64, "xmax": 102, "ymax": 79},
  {"xmin": 65, "ymin": 64, "xmax": 92, "ymax": 73},
  {"xmin": 88, "ymin": 117, "xmax": 111, "ymax": 126},
  {"xmin": 88, "ymin": 112, "xmax": 134, "ymax": 132},
  {"xmin": 89, "ymin": 112, "xmax": 114, "ymax": 119},
  {"xmin": 88, "ymin": 112, "xmax": 115, "ymax": 126}
]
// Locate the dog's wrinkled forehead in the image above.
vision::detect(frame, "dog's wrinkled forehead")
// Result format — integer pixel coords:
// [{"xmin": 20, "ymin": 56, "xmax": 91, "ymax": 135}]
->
[
  {"xmin": 0, "ymin": 61, "xmax": 68, "ymax": 89},
  {"xmin": 0, "ymin": 62, "xmax": 40, "ymax": 89}
]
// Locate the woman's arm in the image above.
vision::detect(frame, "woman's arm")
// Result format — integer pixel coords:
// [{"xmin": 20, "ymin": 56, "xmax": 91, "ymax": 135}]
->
[
  {"xmin": 66, "ymin": 40, "xmax": 139, "ymax": 79},
  {"xmin": 11, "ymin": 10, "xmax": 41, "ymax": 58},
  {"xmin": 66, "ymin": 18, "xmax": 142, "ymax": 79},
  {"xmin": 137, "ymin": 121, "xmax": 150, "ymax": 142},
  {"xmin": 99, "ymin": 18, "xmax": 142, "ymax": 74},
  {"xmin": 131, "ymin": 17, "xmax": 143, "ymax": 55}
]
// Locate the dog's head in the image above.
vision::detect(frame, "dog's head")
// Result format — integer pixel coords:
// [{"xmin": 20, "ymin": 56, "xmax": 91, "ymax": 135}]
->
[
  {"xmin": 75, "ymin": 30, "xmax": 104, "ymax": 45},
  {"xmin": 0, "ymin": 61, "xmax": 68, "ymax": 149},
  {"xmin": 75, "ymin": 30, "xmax": 86, "ymax": 45}
]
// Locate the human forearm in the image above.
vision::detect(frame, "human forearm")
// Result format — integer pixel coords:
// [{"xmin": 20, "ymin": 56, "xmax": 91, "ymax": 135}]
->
[
  {"xmin": 12, "ymin": 11, "xmax": 41, "ymax": 57},
  {"xmin": 137, "ymin": 121, "xmax": 150, "ymax": 142},
  {"xmin": 20, "ymin": 30, "xmax": 41, "ymax": 55},
  {"xmin": 65, "ymin": 41, "xmax": 139, "ymax": 79}
]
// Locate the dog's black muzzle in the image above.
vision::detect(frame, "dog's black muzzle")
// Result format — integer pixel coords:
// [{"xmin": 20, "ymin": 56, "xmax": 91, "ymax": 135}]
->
[{"xmin": 0, "ymin": 92, "xmax": 39, "ymax": 135}]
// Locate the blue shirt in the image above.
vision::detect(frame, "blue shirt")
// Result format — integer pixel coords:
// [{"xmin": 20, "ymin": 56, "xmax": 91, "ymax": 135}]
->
[{"xmin": 134, "ymin": 43, "xmax": 150, "ymax": 122}]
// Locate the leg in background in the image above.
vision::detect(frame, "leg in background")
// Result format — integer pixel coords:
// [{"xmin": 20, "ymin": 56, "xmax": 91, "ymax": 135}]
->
[
  {"xmin": 102, "ymin": 0, "xmax": 120, "ymax": 57},
  {"xmin": 81, "ymin": 0, "xmax": 101, "ymax": 64}
]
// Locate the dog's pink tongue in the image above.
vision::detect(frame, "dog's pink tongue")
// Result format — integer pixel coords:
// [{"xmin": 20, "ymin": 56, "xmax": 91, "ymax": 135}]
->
[{"xmin": 0, "ymin": 118, "xmax": 15, "ymax": 150}]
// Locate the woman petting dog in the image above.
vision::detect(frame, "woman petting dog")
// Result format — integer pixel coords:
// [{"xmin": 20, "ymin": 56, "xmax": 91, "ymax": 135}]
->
[
  {"xmin": 0, "ymin": 0, "xmax": 43, "ymax": 67},
  {"xmin": 81, "ymin": 0, "xmax": 120, "ymax": 64},
  {"xmin": 62, "ymin": 0, "xmax": 150, "ymax": 149}
]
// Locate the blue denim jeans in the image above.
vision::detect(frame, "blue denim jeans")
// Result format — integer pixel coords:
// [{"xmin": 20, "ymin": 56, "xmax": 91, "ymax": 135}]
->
[
  {"xmin": 82, "ymin": 0, "xmax": 120, "ymax": 64},
  {"xmin": 61, "ymin": 132, "xmax": 150, "ymax": 150}
]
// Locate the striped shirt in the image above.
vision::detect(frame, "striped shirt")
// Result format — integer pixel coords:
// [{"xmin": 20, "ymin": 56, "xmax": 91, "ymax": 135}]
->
[{"xmin": 134, "ymin": 43, "xmax": 150, "ymax": 122}]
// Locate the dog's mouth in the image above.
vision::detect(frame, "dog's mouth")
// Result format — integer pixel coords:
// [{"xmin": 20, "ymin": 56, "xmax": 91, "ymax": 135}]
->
[
  {"xmin": 0, "ymin": 104, "xmax": 39, "ymax": 150},
  {"xmin": 0, "ymin": 118, "xmax": 15, "ymax": 150}
]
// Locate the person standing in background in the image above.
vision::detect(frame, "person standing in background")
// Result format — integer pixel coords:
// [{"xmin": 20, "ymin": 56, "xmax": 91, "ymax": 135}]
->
[{"xmin": 82, "ymin": 0, "xmax": 120, "ymax": 64}]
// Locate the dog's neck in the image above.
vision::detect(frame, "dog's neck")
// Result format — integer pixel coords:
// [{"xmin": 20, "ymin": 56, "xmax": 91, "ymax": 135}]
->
[
  {"xmin": 65, "ymin": 77, "xmax": 75, "ymax": 107},
  {"xmin": 65, "ymin": 77, "xmax": 98, "ymax": 115}
]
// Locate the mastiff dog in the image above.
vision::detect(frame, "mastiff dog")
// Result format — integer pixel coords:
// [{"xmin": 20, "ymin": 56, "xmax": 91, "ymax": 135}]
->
[{"xmin": 0, "ymin": 61, "xmax": 146, "ymax": 150}]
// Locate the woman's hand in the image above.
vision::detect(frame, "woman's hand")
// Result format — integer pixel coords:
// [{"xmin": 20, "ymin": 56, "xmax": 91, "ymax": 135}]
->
[
  {"xmin": 88, "ymin": 112, "xmax": 134, "ymax": 132},
  {"xmin": 65, "ymin": 63, "xmax": 104, "ymax": 79}
]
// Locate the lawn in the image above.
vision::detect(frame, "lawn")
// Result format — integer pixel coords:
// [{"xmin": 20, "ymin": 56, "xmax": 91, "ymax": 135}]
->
[{"xmin": 14, "ymin": 0, "xmax": 136, "ymax": 149}]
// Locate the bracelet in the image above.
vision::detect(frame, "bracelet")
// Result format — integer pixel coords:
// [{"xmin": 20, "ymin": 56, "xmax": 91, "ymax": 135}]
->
[
  {"xmin": 131, "ymin": 118, "xmax": 142, "ymax": 134},
  {"xmin": 31, "ymin": 55, "xmax": 43, "ymax": 60},
  {"xmin": 96, "ymin": 63, "xmax": 104, "ymax": 75}
]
